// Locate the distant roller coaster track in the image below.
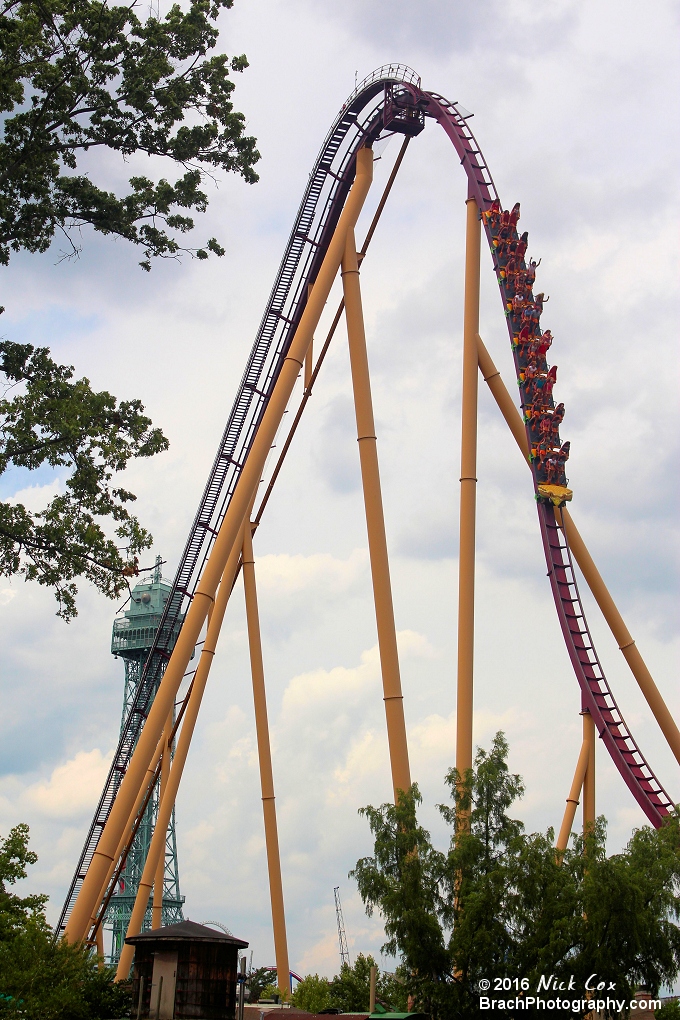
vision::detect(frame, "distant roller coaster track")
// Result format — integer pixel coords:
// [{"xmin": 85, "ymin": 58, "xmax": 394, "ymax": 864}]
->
[{"xmin": 58, "ymin": 65, "xmax": 674, "ymax": 937}]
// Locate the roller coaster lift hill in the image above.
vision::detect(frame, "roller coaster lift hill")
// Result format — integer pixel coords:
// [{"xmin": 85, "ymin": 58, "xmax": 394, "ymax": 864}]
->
[{"xmin": 56, "ymin": 66, "xmax": 678, "ymax": 988}]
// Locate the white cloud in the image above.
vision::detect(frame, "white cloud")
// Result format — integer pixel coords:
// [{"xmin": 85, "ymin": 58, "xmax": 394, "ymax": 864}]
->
[
  {"xmin": 24, "ymin": 748, "xmax": 113, "ymax": 819},
  {"xmin": 297, "ymin": 929, "xmax": 348, "ymax": 976},
  {"xmin": 396, "ymin": 629, "xmax": 438, "ymax": 660},
  {"xmin": 6, "ymin": 478, "xmax": 61, "ymax": 513},
  {"xmin": 280, "ymin": 646, "xmax": 378, "ymax": 715},
  {"xmin": 255, "ymin": 548, "xmax": 368, "ymax": 598}
]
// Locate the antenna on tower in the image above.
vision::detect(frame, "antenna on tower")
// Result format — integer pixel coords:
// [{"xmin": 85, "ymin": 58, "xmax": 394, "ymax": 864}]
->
[{"xmin": 334, "ymin": 886, "xmax": 351, "ymax": 969}]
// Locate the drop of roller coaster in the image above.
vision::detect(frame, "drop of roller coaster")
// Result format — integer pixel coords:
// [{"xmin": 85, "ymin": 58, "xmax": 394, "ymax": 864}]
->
[{"xmin": 58, "ymin": 65, "xmax": 676, "ymax": 945}]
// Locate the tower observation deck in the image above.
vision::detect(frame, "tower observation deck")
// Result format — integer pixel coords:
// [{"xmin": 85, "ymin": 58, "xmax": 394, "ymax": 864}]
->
[{"xmin": 105, "ymin": 556, "xmax": 185, "ymax": 963}]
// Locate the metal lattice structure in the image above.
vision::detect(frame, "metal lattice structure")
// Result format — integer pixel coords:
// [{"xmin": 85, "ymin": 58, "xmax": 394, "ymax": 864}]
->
[
  {"xmin": 103, "ymin": 558, "xmax": 184, "ymax": 962},
  {"xmin": 334, "ymin": 887, "xmax": 351, "ymax": 969}
]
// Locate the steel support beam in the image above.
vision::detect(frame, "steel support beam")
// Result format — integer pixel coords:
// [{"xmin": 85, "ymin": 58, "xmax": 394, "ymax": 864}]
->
[
  {"xmin": 95, "ymin": 921, "xmax": 104, "ymax": 963},
  {"xmin": 304, "ymin": 284, "xmax": 314, "ymax": 390},
  {"xmin": 369, "ymin": 966, "xmax": 377, "ymax": 1014},
  {"xmin": 582, "ymin": 708, "xmax": 596, "ymax": 834},
  {"xmin": 560, "ymin": 515, "xmax": 680, "ymax": 767},
  {"xmin": 151, "ymin": 714, "xmax": 172, "ymax": 931},
  {"xmin": 456, "ymin": 200, "xmax": 481, "ymax": 791},
  {"xmin": 88, "ymin": 739, "xmax": 166, "ymax": 943},
  {"xmin": 476, "ymin": 333, "xmax": 680, "ymax": 766},
  {"xmin": 555, "ymin": 735, "xmax": 590, "ymax": 853},
  {"xmin": 243, "ymin": 523, "xmax": 290, "ymax": 994},
  {"xmin": 115, "ymin": 528, "xmax": 248, "ymax": 980},
  {"xmin": 253, "ymin": 137, "xmax": 411, "ymax": 531},
  {"xmin": 341, "ymin": 227, "xmax": 411, "ymax": 800},
  {"xmin": 476, "ymin": 334, "xmax": 529, "ymax": 462},
  {"xmin": 66, "ymin": 148, "xmax": 374, "ymax": 945}
]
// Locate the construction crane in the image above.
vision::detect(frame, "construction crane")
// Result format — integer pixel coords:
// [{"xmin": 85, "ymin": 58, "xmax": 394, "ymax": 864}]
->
[{"xmin": 334, "ymin": 886, "xmax": 351, "ymax": 969}]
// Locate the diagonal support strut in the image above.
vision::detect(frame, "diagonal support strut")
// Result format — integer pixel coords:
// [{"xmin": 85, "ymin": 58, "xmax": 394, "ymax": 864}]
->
[{"xmin": 475, "ymin": 332, "xmax": 680, "ymax": 768}]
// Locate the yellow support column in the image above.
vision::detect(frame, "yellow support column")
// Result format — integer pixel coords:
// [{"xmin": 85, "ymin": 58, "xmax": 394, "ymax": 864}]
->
[
  {"xmin": 456, "ymin": 200, "xmax": 481, "ymax": 802},
  {"xmin": 242, "ymin": 523, "xmax": 290, "ymax": 995},
  {"xmin": 304, "ymin": 283, "xmax": 314, "ymax": 390},
  {"xmin": 341, "ymin": 228, "xmax": 411, "ymax": 801},
  {"xmin": 88, "ymin": 738, "xmax": 165, "ymax": 945},
  {"xmin": 476, "ymin": 332, "xmax": 680, "ymax": 767},
  {"xmin": 66, "ymin": 148, "xmax": 374, "ymax": 945},
  {"xmin": 560, "ymin": 512, "xmax": 680, "ymax": 767},
  {"xmin": 151, "ymin": 714, "xmax": 172, "ymax": 930},
  {"xmin": 582, "ymin": 710, "xmax": 595, "ymax": 835},
  {"xmin": 115, "ymin": 529, "xmax": 247, "ymax": 980},
  {"xmin": 555, "ymin": 738, "xmax": 590, "ymax": 853}
]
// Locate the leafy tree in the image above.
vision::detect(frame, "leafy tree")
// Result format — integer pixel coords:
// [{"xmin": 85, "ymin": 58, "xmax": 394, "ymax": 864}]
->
[
  {"xmin": 0, "ymin": 823, "xmax": 47, "ymax": 939},
  {"xmin": 290, "ymin": 973, "xmax": 332, "ymax": 1013},
  {"xmin": 0, "ymin": 824, "xmax": 132, "ymax": 1019},
  {"xmin": 0, "ymin": 0, "xmax": 261, "ymax": 612},
  {"xmin": 0, "ymin": 0, "xmax": 259, "ymax": 270},
  {"xmin": 351, "ymin": 782, "xmax": 450, "ymax": 1014},
  {"xmin": 329, "ymin": 953, "xmax": 409, "ymax": 1013},
  {"xmin": 247, "ymin": 966, "xmax": 276, "ymax": 1004},
  {"xmin": 352, "ymin": 732, "xmax": 680, "ymax": 1019},
  {"xmin": 658, "ymin": 1002, "xmax": 680, "ymax": 1018},
  {"xmin": 260, "ymin": 981, "xmax": 290, "ymax": 1004},
  {"xmin": 330, "ymin": 954, "xmax": 377, "ymax": 1012},
  {"xmin": 290, "ymin": 958, "xmax": 409, "ymax": 1014},
  {"xmin": 0, "ymin": 340, "xmax": 168, "ymax": 618}
]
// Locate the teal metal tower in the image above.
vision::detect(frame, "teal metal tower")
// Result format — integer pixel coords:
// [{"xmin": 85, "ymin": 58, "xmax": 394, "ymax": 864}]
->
[{"xmin": 105, "ymin": 556, "xmax": 185, "ymax": 963}]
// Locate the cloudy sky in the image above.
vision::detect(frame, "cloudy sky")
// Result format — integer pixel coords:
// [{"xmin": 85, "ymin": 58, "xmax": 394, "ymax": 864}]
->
[{"xmin": 1, "ymin": 0, "xmax": 678, "ymax": 979}]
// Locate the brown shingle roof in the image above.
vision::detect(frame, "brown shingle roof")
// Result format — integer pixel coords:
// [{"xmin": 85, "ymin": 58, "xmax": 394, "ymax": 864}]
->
[{"xmin": 125, "ymin": 919, "xmax": 248, "ymax": 947}]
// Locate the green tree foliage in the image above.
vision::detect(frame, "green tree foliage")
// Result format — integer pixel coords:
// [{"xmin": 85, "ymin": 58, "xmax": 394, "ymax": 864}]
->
[
  {"xmin": 259, "ymin": 982, "xmax": 282, "ymax": 1001},
  {"xmin": 247, "ymin": 966, "xmax": 277, "ymax": 1004},
  {"xmin": 0, "ymin": 0, "xmax": 261, "ymax": 611},
  {"xmin": 0, "ymin": 0, "xmax": 259, "ymax": 269},
  {"xmin": 0, "ymin": 824, "xmax": 132, "ymax": 1019},
  {"xmin": 0, "ymin": 823, "xmax": 47, "ymax": 939},
  {"xmin": 289, "ymin": 957, "xmax": 408, "ymax": 1014},
  {"xmin": 330, "ymin": 957, "xmax": 372, "ymax": 1012},
  {"xmin": 0, "ymin": 341, "xmax": 169, "ymax": 618},
  {"xmin": 658, "ymin": 1001, "xmax": 680, "ymax": 1018},
  {"xmin": 329, "ymin": 953, "xmax": 409, "ymax": 1013},
  {"xmin": 352, "ymin": 732, "xmax": 680, "ymax": 1019},
  {"xmin": 290, "ymin": 973, "xmax": 332, "ymax": 1012},
  {"xmin": 351, "ymin": 782, "xmax": 450, "ymax": 1013}
]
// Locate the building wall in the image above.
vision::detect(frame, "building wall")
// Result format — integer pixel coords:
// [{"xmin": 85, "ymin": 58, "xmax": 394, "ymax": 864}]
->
[
  {"xmin": 175, "ymin": 943, "xmax": 238, "ymax": 1020},
  {"xmin": 133, "ymin": 941, "xmax": 239, "ymax": 1020}
]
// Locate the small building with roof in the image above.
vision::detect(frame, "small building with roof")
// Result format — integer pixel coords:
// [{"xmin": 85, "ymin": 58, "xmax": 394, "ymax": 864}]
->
[{"xmin": 126, "ymin": 919, "xmax": 248, "ymax": 1020}]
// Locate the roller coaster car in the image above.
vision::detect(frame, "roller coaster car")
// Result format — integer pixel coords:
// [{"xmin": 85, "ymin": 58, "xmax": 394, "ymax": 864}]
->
[
  {"xmin": 382, "ymin": 85, "xmax": 426, "ymax": 137},
  {"xmin": 537, "ymin": 482, "xmax": 573, "ymax": 506}
]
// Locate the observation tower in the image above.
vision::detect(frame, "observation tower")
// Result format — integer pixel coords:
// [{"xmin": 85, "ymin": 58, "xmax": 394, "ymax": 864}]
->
[{"xmin": 105, "ymin": 557, "xmax": 185, "ymax": 963}]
